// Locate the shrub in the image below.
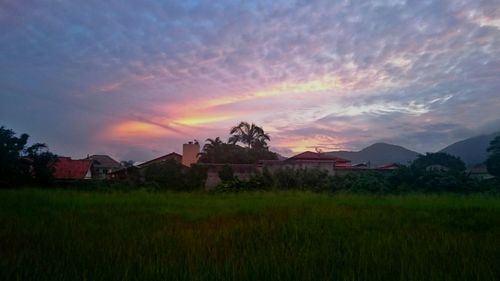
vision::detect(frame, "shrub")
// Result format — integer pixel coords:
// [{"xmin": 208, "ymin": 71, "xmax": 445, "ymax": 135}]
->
[
  {"xmin": 143, "ymin": 160, "xmax": 207, "ymax": 191},
  {"xmin": 218, "ymin": 164, "xmax": 235, "ymax": 182},
  {"xmin": 273, "ymin": 167, "xmax": 330, "ymax": 191},
  {"xmin": 329, "ymin": 172, "xmax": 390, "ymax": 194}
]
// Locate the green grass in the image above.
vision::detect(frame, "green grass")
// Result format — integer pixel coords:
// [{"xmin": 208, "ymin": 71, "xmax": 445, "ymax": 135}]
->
[{"xmin": 1, "ymin": 189, "xmax": 499, "ymax": 280}]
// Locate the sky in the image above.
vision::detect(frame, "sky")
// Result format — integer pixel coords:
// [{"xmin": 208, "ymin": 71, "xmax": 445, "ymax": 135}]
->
[{"xmin": 1, "ymin": 0, "xmax": 499, "ymax": 161}]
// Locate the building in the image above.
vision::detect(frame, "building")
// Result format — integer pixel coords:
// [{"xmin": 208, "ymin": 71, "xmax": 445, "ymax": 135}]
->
[
  {"xmin": 87, "ymin": 155, "xmax": 121, "ymax": 179},
  {"xmin": 262, "ymin": 151, "xmax": 351, "ymax": 175},
  {"xmin": 108, "ymin": 166, "xmax": 140, "ymax": 181},
  {"xmin": 182, "ymin": 142, "xmax": 200, "ymax": 167},
  {"xmin": 377, "ymin": 163, "xmax": 402, "ymax": 170},
  {"xmin": 202, "ymin": 163, "xmax": 259, "ymax": 189},
  {"xmin": 425, "ymin": 164, "xmax": 450, "ymax": 172},
  {"xmin": 137, "ymin": 152, "xmax": 182, "ymax": 169},
  {"xmin": 52, "ymin": 157, "xmax": 93, "ymax": 180},
  {"xmin": 468, "ymin": 164, "xmax": 494, "ymax": 180}
]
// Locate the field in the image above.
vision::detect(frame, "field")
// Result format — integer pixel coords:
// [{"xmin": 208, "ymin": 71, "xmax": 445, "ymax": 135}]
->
[{"xmin": 1, "ymin": 189, "xmax": 499, "ymax": 280}]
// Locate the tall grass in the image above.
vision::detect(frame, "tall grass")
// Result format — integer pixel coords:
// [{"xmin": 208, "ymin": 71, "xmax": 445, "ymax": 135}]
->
[{"xmin": 1, "ymin": 189, "xmax": 499, "ymax": 280}]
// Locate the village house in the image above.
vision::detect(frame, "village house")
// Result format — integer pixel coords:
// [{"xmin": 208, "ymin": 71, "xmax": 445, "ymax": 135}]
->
[
  {"xmin": 261, "ymin": 151, "xmax": 352, "ymax": 175},
  {"xmin": 51, "ymin": 157, "xmax": 93, "ymax": 180},
  {"xmin": 137, "ymin": 152, "xmax": 183, "ymax": 169},
  {"xmin": 467, "ymin": 164, "xmax": 494, "ymax": 180},
  {"xmin": 108, "ymin": 142, "xmax": 200, "ymax": 180},
  {"xmin": 86, "ymin": 155, "xmax": 121, "ymax": 179}
]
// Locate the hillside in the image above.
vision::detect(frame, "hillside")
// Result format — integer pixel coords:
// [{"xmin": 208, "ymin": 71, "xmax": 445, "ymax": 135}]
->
[
  {"xmin": 439, "ymin": 132, "xmax": 500, "ymax": 166},
  {"xmin": 325, "ymin": 143, "xmax": 420, "ymax": 167}
]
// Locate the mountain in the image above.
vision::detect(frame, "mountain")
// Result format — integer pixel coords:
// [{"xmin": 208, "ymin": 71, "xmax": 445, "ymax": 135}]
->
[
  {"xmin": 325, "ymin": 143, "xmax": 420, "ymax": 167},
  {"xmin": 439, "ymin": 132, "xmax": 500, "ymax": 167}
]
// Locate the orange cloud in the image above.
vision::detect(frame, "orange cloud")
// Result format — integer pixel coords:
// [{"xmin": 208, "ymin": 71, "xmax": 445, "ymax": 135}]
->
[
  {"xmin": 202, "ymin": 76, "xmax": 342, "ymax": 108},
  {"xmin": 273, "ymin": 135, "xmax": 348, "ymax": 154},
  {"xmin": 173, "ymin": 115, "xmax": 233, "ymax": 126},
  {"xmin": 109, "ymin": 121, "xmax": 175, "ymax": 139}
]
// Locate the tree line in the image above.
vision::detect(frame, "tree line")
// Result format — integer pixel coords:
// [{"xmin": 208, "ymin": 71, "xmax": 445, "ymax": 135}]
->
[
  {"xmin": 0, "ymin": 126, "xmax": 57, "ymax": 186},
  {"xmin": 1, "ymin": 123, "xmax": 500, "ymax": 193}
]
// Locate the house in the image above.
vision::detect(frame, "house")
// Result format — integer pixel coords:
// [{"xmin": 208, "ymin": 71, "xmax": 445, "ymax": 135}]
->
[
  {"xmin": 137, "ymin": 142, "xmax": 200, "ymax": 169},
  {"xmin": 137, "ymin": 152, "xmax": 182, "ymax": 169},
  {"xmin": 377, "ymin": 163, "xmax": 402, "ymax": 170},
  {"xmin": 262, "ymin": 151, "xmax": 351, "ymax": 175},
  {"xmin": 108, "ymin": 165, "xmax": 140, "ymax": 181},
  {"xmin": 352, "ymin": 162, "xmax": 370, "ymax": 168},
  {"xmin": 468, "ymin": 164, "xmax": 494, "ymax": 180},
  {"xmin": 87, "ymin": 155, "xmax": 121, "ymax": 179},
  {"xmin": 425, "ymin": 164, "xmax": 450, "ymax": 172},
  {"xmin": 52, "ymin": 157, "xmax": 92, "ymax": 180}
]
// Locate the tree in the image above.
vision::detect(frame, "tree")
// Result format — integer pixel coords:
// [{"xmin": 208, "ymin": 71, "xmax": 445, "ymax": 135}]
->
[
  {"xmin": 228, "ymin": 122, "xmax": 270, "ymax": 149},
  {"xmin": 198, "ymin": 137, "xmax": 225, "ymax": 163},
  {"xmin": 0, "ymin": 126, "xmax": 30, "ymax": 185},
  {"xmin": 218, "ymin": 164, "xmax": 234, "ymax": 182},
  {"xmin": 199, "ymin": 123, "xmax": 277, "ymax": 164},
  {"xmin": 0, "ymin": 126, "xmax": 57, "ymax": 186},
  {"xmin": 486, "ymin": 136, "xmax": 500, "ymax": 177},
  {"xmin": 143, "ymin": 159, "xmax": 186, "ymax": 190},
  {"xmin": 25, "ymin": 143, "xmax": 58, "ymax": 186},
  {"xmin": 411, "ymin": 152, "xmax": 466, "ymax": 172}
]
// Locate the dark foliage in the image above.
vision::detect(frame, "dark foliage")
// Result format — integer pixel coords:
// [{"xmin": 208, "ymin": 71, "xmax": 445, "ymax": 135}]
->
[
  {"xmin": 25, "ymin": 143, "xmax": 58, "ymax": 186},
  {"xmin": 330, "ymin": 172, "xmax": 392, "ymax": 194},
  {"xmin": 218, "ymin": 164, "xmax": 235, "ymax": 182},
  {"xmin": 486, "ymin": 136, "xmax": 500, "ymax": 177},
  {"xmin": 273, "ymin": 167, "xmax": 330, "ymax": 191},
  {"xmin": 411, "ymin": 152, "xmax": 466, "ymax": 172},
  {"xmin": 214, "ymin": 162, "xmax": 499, "ymax": 194},
  {"xmin": 0, "ymin": 126, "xmax": 57, "ymax": 187},
  {"xmin": 199, "ymin": 122, "xmax": 277, "ymax": 164},
  {"xmin": 228, "ymin": 121, "xmax": 270, "ymax": 149},
  {"xmin": 198, "ymin": 140, "xmax": 277, "ymax": 164},
  {"xmin": 143, "ymin": 160, "xmax": 207, "ymax": 191}
]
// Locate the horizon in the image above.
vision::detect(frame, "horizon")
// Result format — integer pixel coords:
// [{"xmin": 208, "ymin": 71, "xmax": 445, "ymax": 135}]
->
[{"xmin": 1, "ymin": 1, "xmax": 499, "ymax": 161}]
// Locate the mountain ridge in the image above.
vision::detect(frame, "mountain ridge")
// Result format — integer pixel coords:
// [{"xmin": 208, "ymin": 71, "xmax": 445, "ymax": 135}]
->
[
  {"xmin": 439, "ymin": 131, "xmax": 500, "ymax": 166},
  {"xmin": 324, "ymin": 142, "xmax": 420, "ymax": 167}
]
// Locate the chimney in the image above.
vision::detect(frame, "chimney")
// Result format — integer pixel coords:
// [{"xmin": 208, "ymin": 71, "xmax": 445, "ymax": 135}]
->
[{"xmin": 182, "ymin": 142, "xmax": 200, "ymax": 167}]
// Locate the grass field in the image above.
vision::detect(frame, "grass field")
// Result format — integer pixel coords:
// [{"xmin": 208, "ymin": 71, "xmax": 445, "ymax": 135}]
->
[{"xmin": 1, "ymin": 189, "xmax": 499, "ymax": 280}]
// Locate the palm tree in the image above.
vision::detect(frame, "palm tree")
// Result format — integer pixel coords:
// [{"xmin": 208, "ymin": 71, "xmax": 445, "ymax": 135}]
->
[
  {"xmin": 228, "ymin": 122, "xmax": 270, "ymax": 149},
  {"xmin": 199, "ymin": 137, "xmax": 224, "ymax": 163},
  {"xmin": 202, "ymin": 137, "xmax": 224, "ymax": 153}
]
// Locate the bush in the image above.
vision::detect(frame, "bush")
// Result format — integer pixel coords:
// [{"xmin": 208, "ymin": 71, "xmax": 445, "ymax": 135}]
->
[
  {"xmin": 329, "ymin": 172, "xmax": 391, "ymax": 194},
  {"xmin": 143, "ymin": 160, "xmax": 207, "ymax": 191},
  {"xmin": 218, "ymin": 165, "xmax": 235, "ymax": 182},
  {"xmin": 274, "ymin": 167, "xmax": 330, "ymax": 191},
  {"xmin": 185, "ymin": 164, "xmax": 208, "ymax": 191}
]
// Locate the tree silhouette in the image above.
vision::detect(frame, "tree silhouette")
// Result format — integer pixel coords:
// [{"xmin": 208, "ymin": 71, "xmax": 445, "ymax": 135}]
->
[
  {"xmin": 486, "ymin": 136, "xmax": 500, "ymax": 177},
  {"xmin": 411, "ymin": 152, "xmax": 466, "ymax": 172},
  {"xmin": 0, "ymin": 126, "xmax": 57, "ymax": 186},
  {"xmin": 228, "ymin": 122, "xmax": 270, "ymax": 149}
]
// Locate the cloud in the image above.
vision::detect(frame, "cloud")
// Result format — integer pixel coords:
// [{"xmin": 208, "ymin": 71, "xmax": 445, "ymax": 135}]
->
[{"xmin": 1, "ymin": 0, "xmax": 499, "ymax": 158}]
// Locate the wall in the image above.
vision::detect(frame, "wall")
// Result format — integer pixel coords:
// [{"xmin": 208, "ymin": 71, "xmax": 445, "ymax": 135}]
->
[{"xmin": 203, "ymin": 164, "xmax": 259, "ymax": 190}]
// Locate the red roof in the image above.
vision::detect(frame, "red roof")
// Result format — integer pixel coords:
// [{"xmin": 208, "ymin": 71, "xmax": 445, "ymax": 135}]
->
[
  {"xmin": 52, "ymin": 157, "xmax": 92, "ymax": 180},
  {"xmin": 286, "ymin": 151, "xmax": 350, "ymax": 162}
]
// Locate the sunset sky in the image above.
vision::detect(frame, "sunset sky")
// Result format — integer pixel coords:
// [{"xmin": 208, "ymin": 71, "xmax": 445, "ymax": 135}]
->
[{"xmin": 1, "ymin": 0, "xmax": 499, "ymax": 161}]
